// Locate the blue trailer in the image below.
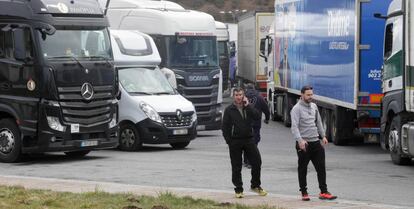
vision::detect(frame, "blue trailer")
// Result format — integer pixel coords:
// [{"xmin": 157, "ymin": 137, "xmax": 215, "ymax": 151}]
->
[{"xmin": 265, "ymin": 0, "xmax": 391, "ymax": 145}]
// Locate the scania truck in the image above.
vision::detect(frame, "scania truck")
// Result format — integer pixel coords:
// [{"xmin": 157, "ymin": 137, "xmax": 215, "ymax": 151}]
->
[
  {"xmin": 0, "ymin": 0, "xmax": 118, "ymax": 163},
  {"xmin": 263, "ymin": 0, "xmax": 390, "ymax": 145},
  {"xmin": 107, "ymin": 0, "xmax": 223, "ymax": 131},
  {"xmin": 376, "ymin": 0, "xmax": 414, "ymax": 165}
]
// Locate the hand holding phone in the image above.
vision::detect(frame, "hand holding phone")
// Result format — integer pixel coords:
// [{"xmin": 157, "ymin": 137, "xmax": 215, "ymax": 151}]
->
[{"xmin": 242, "ymin": 96, "xmax": 249, "ymax": 107}]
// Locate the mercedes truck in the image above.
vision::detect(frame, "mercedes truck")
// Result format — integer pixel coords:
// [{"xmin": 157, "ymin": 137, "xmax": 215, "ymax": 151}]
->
[
  {"xmin": 264, "ymin": 0, "xmax": 390, "ymax": 145},
  {"xmin": 107, "ymin": 0, "xmax": 223, "ymax": 131},
  {"xmin": 0, "ymin": 0, "xmax": 119, "ymax": 163}
]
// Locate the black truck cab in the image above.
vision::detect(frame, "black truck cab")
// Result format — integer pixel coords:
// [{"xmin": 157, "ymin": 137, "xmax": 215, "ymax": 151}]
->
[{"xmin": 0, "ymin": 0, "xmax": 118, "ymax": 163}]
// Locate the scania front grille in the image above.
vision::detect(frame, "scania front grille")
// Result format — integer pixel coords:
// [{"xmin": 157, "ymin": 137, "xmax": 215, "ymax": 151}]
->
[{"xmin": 58, "ymin": 85, "xmax": 113, "ymax": 125}]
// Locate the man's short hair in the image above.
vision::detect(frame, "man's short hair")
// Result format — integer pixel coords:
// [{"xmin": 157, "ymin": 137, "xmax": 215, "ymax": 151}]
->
[
  {"xmin": 233, "ymin": 87, "xmax": 244, "ymax": 94},
  {"xmin": 301, "ymin": 85, "xmax": 313, "ymax": 94}
]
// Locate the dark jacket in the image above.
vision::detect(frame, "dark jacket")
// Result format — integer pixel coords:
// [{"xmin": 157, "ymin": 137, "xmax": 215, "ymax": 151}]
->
[
  {"xmin": 245, "ymin": 88, "xmax": 270, "ymax": 127},
  {"xmin": 222, "ymin": 103, "xmax": 261, "ymax": 143}
]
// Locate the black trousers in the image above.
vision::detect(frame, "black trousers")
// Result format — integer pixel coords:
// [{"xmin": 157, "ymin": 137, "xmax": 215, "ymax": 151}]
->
[
  {"xmin": 229, "ymin": 139, "xmax": 262, "ymax": 193},
  {"xmin": 243, "ymin": 126, "xmax": 261, "ymax": 164},
  {"xmin": 296, "ymin": 141, "xmax": 327, "ymax": 194}
]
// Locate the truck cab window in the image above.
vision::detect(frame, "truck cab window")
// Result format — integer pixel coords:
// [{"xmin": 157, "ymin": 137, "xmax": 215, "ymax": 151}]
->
[{"xmin": 384, "ymin": 24, "xmax": 393, "ymax": 59}]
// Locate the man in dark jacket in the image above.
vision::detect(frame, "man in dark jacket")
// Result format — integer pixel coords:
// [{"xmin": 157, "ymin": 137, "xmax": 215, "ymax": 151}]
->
[
  {"xmin": 243, "ymin": 84, "xmax": 270, "ymax": 168},
  {"xmin": 222, "ymin": 87, "xmax": 267, "ymax": 198}
]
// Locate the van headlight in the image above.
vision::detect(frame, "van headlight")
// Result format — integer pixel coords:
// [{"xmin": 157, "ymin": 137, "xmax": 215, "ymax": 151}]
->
[
  {"xmin": 47, "ymin": 116, "xmax": 66, "ymax": 132},
  {"xmin": 109, "ymin": 113, "xmax": 117, "ymax": 128},
  {"xmin": 191, "ymin": 112, "xmax": 197, "ymax": 123},
  {"xmin": 139, "ymin": 102, "xmax": 162, "ymax": 123}
]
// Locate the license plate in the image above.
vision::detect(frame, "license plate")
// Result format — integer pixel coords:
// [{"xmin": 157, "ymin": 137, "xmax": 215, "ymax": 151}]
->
[
  {"xmin": 173, "ymin": 129, "xmax": 188, "ymax": 135},
  {"xmin": 81, "ymin": 140, "xmax": 98, "ymax": 147},
  {"xmin": 71, "ymin": 124, "xmax": 80, "ymax": 133},
  {"xmin": 196, "ymin": 125, "xmax": 205, "ymax": 131}
]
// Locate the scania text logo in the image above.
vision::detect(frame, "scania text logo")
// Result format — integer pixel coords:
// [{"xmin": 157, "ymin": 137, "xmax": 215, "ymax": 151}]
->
[
  {"xmin": 176, "ymin": 109, "xmax": 183, "ymax": 121},
  {"xmin": 81, "ymin": 83, "xmax": 94, "ymax": 101},
  {"xmin": 188, "ymin": 75, "xmax": 209, "ymax": 82}
]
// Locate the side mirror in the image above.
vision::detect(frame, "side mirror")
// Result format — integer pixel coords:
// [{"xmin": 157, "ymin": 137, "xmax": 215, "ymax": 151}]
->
[
  {"xmin": 13, "ymin": 28, "xmax": 27, "ymax": 62},
  {"xmin": 260, "ymin": 38, "xmax": 266, "ymax": 56}
]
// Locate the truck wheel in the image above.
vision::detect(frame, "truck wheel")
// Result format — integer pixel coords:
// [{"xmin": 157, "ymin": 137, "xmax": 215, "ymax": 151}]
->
[
  {"xmin": 0, "ymin": 118, "xmax": 22, "ymax": 163},
  {"xmin": 388, "ymin": 116, "xmax": 412, "ymax": 165},
  {"xmin": 321, "ymin": 109, "xmax": 331, "ymax": 141},
  {"xmin": 282, "ymin": 96, "xmax": 291, "ymax": 127},
  {"xmin": 64, "ymin": 150, "xmax": 90, "ymax": 158},
  {"xmin": 119, "ymin": 123, "xmax": 142, "ymax": 151},
  {"xmin": 331, "ymin": 111, "xmax": 347, "ymax": 145},
  {"xmin": 170, "ymin": 142, "xmax": 190, "ymax": 149}
]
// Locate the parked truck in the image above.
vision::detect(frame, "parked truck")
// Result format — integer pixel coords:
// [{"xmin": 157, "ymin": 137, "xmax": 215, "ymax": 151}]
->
[
  {"xmin": 107, "ymin": 0, "xmax": 223, "ymax": 131},
  {"xmin": 216, "ymin": 21, "xmax": 230, "ymax": 94},
  {"xmin": 237, "ymin": 12, "xmax": 274, "ymax": 97},
  {"xmin": 0, "ymin": 0, "xmax": 119, "ymax": 163},
  {"xmin": 263, "ymin": 0, "xmax": 391, "ymax": 145},
  {"xmin": 376, "ymin": 0, "xmax": 414, "ymax": 165}
]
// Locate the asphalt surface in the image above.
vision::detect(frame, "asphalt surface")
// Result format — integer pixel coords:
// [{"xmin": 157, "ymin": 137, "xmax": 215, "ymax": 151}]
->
[{"xmin": 0, "ymin": 100, "xmax": 414, "ymax": 208}]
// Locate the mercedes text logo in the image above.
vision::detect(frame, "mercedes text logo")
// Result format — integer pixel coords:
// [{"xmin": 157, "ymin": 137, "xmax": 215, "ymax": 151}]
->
[
  {"xmin": 81, "ymin": 83, "xmax": 94, "ymax": 101},
  {"xmin": 176, "ymin": 109, "xmax": 183, "ymax": 121}
]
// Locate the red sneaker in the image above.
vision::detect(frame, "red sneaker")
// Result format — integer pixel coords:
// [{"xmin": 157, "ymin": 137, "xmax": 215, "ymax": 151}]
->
[
  {"xmin": 301, "ymin": 193, "xmax": 310, "ymax": 201},
  {"xmin": 319, "ymin": 192, "xmax": 337, "ymax": 200}
]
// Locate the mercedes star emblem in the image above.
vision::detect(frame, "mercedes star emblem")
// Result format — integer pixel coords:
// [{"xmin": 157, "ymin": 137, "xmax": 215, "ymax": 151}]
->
[{"xmin": 81, "ymin": 83, "xmax": 94, "ymax": 101}]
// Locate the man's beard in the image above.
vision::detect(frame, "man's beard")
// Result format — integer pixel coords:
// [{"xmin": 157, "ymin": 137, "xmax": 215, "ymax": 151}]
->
[{"xmin": 304, "ymin": 98, "xmax": 312, "ymax": 103}]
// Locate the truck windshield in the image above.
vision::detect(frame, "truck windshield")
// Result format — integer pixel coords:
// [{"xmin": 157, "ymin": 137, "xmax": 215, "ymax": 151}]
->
[
  {"xmin": 119, "ymin": 67, "xmax": 175, "ymax": 95},
  {"xmin": 168, "ymin": 36, "xmax": 218, "ymax": 68},
  {"xmin": 38, "ymin": 29, "xmax": 111, "ymax": 59}
]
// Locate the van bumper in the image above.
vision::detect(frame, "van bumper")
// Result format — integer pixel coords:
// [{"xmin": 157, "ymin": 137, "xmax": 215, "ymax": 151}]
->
[{"xmin": 136, "ymin": 118, "xmax": 197, "ymax": 144}]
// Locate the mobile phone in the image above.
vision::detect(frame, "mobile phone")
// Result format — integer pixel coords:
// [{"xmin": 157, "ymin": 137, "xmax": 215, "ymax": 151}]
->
[{"xmin": 242, "ymin": 96, "xmax": 247, "ymax": 105}]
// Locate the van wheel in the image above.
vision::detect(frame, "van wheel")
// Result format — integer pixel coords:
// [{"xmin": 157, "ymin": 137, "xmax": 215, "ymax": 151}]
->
[
  {"xmin": 388, "ymin": 116, "xmax": 411, "ymax": 165},
  {"xmin": 170, "ymin": 142, "xmax": 190, "ymax": 149},
  {"xmin": 119, "ymin": 123, "xmax": 142, "ymax": 151},
  {"xmin": 64, "ymin": 150, "xmax": 90, "ymax": 158},
  {"xmin": 0, "ymin": 118, "xmax": 22, "ymax": 163}
]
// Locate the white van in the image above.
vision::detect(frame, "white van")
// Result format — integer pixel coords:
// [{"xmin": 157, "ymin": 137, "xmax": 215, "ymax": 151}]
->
[{"xmin": 110, "ymin": 30, "xmax": 197, "ymax": 150}]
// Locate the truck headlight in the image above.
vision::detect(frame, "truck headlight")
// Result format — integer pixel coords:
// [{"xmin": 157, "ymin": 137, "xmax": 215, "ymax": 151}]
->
[
  {"xmin": 191, "ymin": 112, "xmax": 197, "ymax": 123},
  {"xmin": 213, "ymin": 73, "xmax": 220, "ymax": 79},
  {"xmin": 47, "ymin": 116, "xmax": 66, "ymax": 132},
  {"xmin": 139, "ymin": 102, "xmax": 162, "ymax": 123},
  {"xmin": 109, "ymin": 113, "xmax": 117, "ymax": 128}
]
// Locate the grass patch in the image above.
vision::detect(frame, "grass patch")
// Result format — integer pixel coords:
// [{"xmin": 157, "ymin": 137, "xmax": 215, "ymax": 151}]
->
[{"xmin": 0, "ymin": 186, "xmax": 279, "ymax": 209}]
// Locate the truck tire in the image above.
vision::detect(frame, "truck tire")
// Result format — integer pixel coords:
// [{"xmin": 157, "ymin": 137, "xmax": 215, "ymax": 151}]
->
[
  {"xmin": 331, "ymin": 111, "xmax": 347, "ymax": 145},
  {"xmin": 321, "ymin": 108, "xmax": 331, "ymax": 141},
  {"xmin": 0, "ymin": 118, "xmax": 22, "ymax": 163},
  {"xmin": 119, "ymin": 123, "xmax": 142, "ymax": 151},
  {"xmin": 387, "ymin": 116, "xmax": 412, "ymax": 165},
  {"xmin": 283, "ymin": 96, "xmax": 291, "ymax": 127},
  {"xmin": 170, "ymin": 142, "xmax": 190, "ymax": 149},
  {"xmin": 64, "ymin": 150, "xmax": 90, "ymax": 158}
]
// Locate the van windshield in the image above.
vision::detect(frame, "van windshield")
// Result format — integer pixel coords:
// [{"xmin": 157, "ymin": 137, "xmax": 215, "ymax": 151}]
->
[
  {"xmin": 119, "ymin": 67, "xmax": 175, "ymax": 95},
  {"xmin": 38, "ymin": 29, "xmax": 111, "ymax": 59}
]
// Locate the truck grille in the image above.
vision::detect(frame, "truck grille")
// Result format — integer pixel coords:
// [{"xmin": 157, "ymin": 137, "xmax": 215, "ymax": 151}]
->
[
  {"xmin": 160, "ymin": 112, "xmax": 193, "ymax": 128},
  {"xmin": 58, "ymin": 85, "xmax": 113, "ymax": 125}
]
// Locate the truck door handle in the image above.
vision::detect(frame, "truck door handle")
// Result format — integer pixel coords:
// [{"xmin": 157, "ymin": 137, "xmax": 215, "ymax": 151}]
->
[{"xmin": 388, "ymin": 80, "xmax": 392, "ymax": 88}]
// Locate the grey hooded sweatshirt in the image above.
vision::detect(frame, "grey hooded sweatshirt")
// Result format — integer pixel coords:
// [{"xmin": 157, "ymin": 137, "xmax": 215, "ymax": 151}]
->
[{"xmin": 290, "ymin": 100, "xmax": 325, "ymax": 142}]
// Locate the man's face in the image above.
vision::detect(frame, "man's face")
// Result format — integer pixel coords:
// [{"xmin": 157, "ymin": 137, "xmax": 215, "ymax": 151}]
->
[
  {"xmin": 302, "ymin": 89, "xmax": 313, "ymax": 103},
  {"xmin": 233, "ymin": 90, "xmax": 244, "ymax": 105}
]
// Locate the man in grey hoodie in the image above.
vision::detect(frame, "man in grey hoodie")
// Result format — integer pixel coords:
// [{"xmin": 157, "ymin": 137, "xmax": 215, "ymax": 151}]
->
[{"xmin": 290, "ymin": 86, "xmax": 337, "ymax": 201}]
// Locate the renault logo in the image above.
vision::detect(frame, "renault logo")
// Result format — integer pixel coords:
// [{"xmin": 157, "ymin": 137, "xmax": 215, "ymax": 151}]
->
[
  {"xmin": 81, "ymin": 83, "xmax": 94, "ymax": 101},
  {"xmin": 176, "ymin": 109, "xmax": 183, "ymax": 121}
]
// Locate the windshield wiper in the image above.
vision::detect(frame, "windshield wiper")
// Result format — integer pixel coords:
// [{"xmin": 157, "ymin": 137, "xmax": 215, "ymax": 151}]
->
[
  {"xmin": 50, "ymin": 56, "xmax": 88, "ymax": 70},
  {"xmin": 85, "ymin": 55, "xmax": 113, "ymax": 67},
  {"xmin": 130, "ymin": 92, "xmax": 153, "ymax": 95},
  {"xmin": 154, "ymin": 92, "xmax": 173, "ymax": 95}
]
